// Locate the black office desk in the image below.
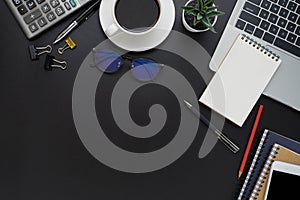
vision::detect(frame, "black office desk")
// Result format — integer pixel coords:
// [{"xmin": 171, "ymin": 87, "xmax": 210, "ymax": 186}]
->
[{"xmin": 1, "ymin": 0, "xmax": 300, "ymax": 199}]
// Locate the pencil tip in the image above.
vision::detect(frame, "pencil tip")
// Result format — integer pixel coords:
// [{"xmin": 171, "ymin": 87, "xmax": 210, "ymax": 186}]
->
[{"xmin": 238, "ymin": 171, "xmax": 242, "ymax": 178}]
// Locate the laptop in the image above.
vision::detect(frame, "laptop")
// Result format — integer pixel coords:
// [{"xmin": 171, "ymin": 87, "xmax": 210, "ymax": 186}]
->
[{"xmin": 210, "ymin": 0, "xmax": 300, "ymax": 111}]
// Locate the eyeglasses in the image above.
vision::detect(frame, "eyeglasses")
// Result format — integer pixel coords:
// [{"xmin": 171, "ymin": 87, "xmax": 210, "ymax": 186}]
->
[{"xmin": 92, "ymin": 49, "xmax": 162, "ymax": 82}]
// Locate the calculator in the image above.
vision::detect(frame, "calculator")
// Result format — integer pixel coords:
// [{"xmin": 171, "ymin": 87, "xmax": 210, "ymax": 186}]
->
[{"xmin": 5, "ymin": 0, "xmax": 93, "ymax": 39}]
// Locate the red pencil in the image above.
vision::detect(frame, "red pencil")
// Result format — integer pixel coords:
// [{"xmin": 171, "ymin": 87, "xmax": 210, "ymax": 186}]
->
[{"xmin": 238, "ymin": 105, "xmax": 264, "ymax": 178}]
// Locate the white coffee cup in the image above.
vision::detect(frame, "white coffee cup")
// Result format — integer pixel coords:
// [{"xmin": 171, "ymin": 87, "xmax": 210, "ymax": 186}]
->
[{"xmin": 104, "ymin": 0, "xmax": 162, "ymax": 37}]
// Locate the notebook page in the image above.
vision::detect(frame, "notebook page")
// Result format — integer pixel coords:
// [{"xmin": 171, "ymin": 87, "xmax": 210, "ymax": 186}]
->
[{"xmin": 199, "ymin": 34, "xmax": 281, "ymax": 126}]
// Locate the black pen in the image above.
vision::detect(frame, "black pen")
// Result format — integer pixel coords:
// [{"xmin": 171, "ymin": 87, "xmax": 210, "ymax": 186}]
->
[
  {"xmin": 53, "ymin": 0, "xmax": 101, "ymax": 45},
  {"xmin": 183, "ymin": 100, "xmax": 240, "ymax": 153}
]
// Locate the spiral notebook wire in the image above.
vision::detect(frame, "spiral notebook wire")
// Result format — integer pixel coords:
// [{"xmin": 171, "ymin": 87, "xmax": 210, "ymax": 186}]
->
[
  {"xmin": 237, "ymin": 130, "xmax": 269, "ymax": 200},
  {"xmin": 249, "ymin": 144, "xmax": 279, "ymax": 200},
  {"xmin": 240, "ymin": 35, "xmax": 280, "ymax": 62}
]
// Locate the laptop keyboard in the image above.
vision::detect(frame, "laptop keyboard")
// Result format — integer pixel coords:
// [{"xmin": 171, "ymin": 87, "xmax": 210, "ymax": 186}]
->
[{"xmin": 236, "ymin": 0, "xmax": 300, "ymax": 57}]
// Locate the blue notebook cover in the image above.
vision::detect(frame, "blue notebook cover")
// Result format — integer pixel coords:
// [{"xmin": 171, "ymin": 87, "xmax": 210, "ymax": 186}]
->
[{"xmin": 237, "ymin": 129, "xmax": 300, "ymax": 200}]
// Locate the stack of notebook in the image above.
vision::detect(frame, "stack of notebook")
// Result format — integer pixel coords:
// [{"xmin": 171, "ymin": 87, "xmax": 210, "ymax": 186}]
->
[{"xmin": 237, "ymin": 129, "xmax": 300, "ymax": 200}]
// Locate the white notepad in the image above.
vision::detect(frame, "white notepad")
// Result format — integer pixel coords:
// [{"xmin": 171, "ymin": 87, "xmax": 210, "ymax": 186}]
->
[{"xmin": 199, "ymin": 34, "xmax": 281, "ymax": 127}]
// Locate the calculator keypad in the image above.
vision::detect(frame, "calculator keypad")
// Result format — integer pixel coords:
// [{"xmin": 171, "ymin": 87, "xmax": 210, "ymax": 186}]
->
[
  {"xmin": 46, "ymin": 11, "xmax": 56, "ymax": 21},
  {"xmin": 26, "ymin": 0, "xmax": 37, "ymax": 10},
  {"xmin": 41, "ymin": 3, "xmax": 51, "ymax": 13},
  {"xmin": 36, "ymin": 0, "xmax": 45, "ymax": 3},
  {"xmin": 6, "ymin": 0, "xmax": 90, "ymax": 38},
  {"xmin": 17, "ymin": 4, "xmax": 28, "ymax": 15},
  {"xmin": 50, "ymin": 0, "xmax": 60, "ymax": 8},
  {"xmin": 12, "ymin": 0, "xmax": 22, "ymax": 6},
  {"xmin": 24, "ymin": 9, "xmax": 42, "ymax": 24},
  {"xmin": 55, "ymin": 6, "xmax": 65, "ymax": 16},
  {"xmin": 25, "ymin": 0, "xmax": 69, "ymax": 33}
]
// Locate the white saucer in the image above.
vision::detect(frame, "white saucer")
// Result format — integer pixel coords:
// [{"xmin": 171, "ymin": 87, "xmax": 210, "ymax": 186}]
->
[{"xmin": 99, "ymin": 0, "xmax": 175, "ymax": 52}]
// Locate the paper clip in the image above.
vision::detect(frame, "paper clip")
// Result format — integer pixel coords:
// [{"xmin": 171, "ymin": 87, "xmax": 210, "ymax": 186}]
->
[
  {"xmin": 29, "ymin": 44, "xmax": 52, "ymax": 60},
  {"xmin": 44, "ymin": 55, "xmax": 67, "ymax": 71},
  {"xmin": 58, "ymin": 37, "xmax": 76, "ymax": 54}
]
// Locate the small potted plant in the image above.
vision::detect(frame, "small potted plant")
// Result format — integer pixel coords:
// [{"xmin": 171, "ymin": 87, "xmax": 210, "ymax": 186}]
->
[{"xmin": 181, "ymin": 0, "xmax": 225, "ymax": 33}]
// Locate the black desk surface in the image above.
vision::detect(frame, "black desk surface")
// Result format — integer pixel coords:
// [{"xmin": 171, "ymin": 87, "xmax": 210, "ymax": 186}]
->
[{"xmin": 1, "ymin": 0, "xmax": 300, "ymax": 199}]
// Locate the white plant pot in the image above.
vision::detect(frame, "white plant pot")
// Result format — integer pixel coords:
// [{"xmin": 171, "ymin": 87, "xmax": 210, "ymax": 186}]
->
[{"xmin": 182, "ymin": 0, "xmax": 218, "ymax": 33}]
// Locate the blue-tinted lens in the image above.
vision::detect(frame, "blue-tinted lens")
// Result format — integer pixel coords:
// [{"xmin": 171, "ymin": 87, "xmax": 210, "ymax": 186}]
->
[
  {"xmin": 93, "ymin": 49, "xmax": 121, "ymax": 73},
  {"xmin": 131, "ymin": 58, "xmax": 159, "ymax": 81}
]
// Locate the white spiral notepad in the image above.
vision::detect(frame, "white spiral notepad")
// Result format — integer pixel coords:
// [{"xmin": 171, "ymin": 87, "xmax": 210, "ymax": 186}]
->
[{"xmin": 200, "ymin": 34, "xmax": 282, "ymax": 126}]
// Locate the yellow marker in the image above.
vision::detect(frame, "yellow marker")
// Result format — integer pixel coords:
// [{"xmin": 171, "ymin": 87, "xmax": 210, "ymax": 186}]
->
[{"xmin": 58, "ymin": 37, "xmax": 76, "ymax": 54}]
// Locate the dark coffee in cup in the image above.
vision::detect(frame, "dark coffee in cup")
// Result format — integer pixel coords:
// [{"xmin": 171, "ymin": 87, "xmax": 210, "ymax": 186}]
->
[{"xmin": 115, "ymin": 0, "xmax": 160, "ymax": 32}]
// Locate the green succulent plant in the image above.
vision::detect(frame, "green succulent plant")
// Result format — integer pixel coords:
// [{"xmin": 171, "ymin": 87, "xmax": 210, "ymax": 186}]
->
[{"xmin": 181, "ymin": 0, "xmax": 225, "ymax": 33}]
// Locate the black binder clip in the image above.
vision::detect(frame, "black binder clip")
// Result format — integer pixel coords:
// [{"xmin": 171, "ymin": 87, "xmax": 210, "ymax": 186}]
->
[
  {"xmin": 29, "ymin": 44, "xmax": 52, "ymax": 60},
  {"xmin": 44, "ymin": 55, "xmax": 67, "ymax": 71}
]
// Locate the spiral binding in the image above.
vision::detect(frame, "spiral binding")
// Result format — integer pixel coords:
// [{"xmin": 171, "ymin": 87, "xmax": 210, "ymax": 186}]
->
[
  {"xmin": 241, "ymin": 34, "xmax": 280, "ymax": 62},
  {"xmin": 249, "ymin": 143, "xmax": 280, "ymax": 200},
  {"xmin": 237, "ymin": 130, "xmax": 269, "ymax": 200}
]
